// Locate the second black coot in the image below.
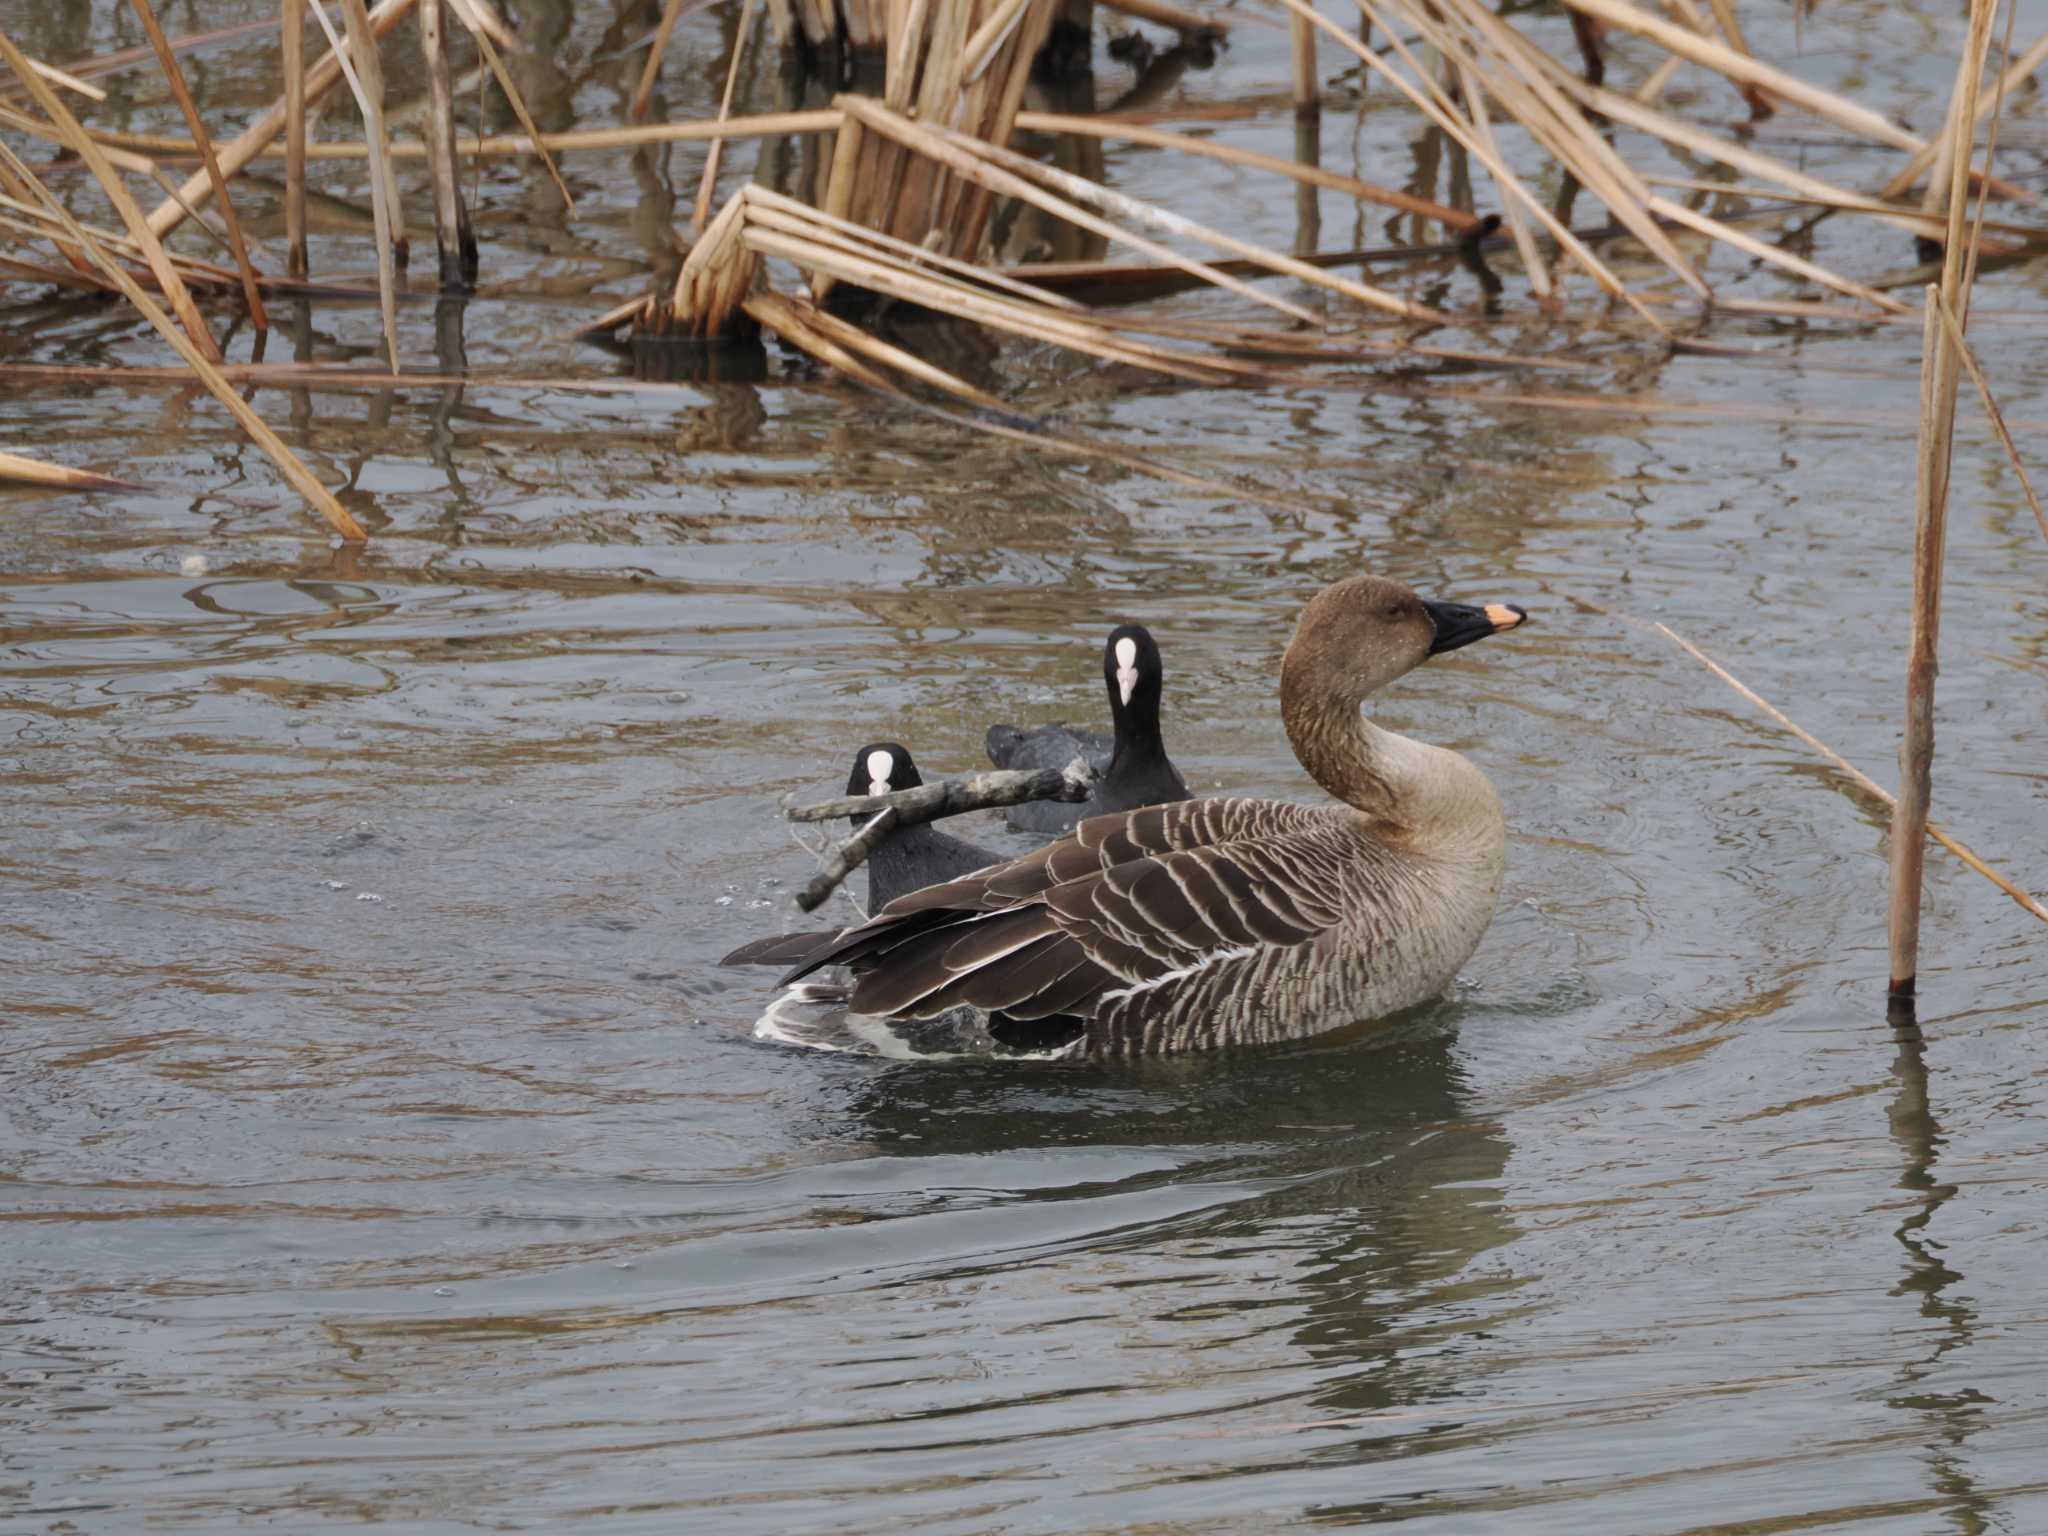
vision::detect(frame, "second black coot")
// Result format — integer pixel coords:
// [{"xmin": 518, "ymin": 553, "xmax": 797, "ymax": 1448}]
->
[{"xmin": 984, "ymin": 623, "xmax": 1190, "ymax": 835}]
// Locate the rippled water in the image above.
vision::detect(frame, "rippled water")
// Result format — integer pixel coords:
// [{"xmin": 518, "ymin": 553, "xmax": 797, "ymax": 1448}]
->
[{"xmin": 6, "ymin": 1, "xmax": 2048, "ymax": 1530}]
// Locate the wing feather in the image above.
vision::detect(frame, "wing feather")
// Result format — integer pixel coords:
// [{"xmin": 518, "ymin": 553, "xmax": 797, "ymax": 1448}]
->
[{"xmin": 780, "ymin": 798, "xmax": 1366, "ymax": 1030}]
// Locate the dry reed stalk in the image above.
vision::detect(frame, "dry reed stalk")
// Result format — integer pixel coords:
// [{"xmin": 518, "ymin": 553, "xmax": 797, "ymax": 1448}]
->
[
  {"xmin": 1550, "ymin": 72, "xmax": 1934, "ymax": 243},
  {"xmin": 0, "ymin": 451, "xmax": 150, "ymax": 492},
  {"xmin": 742, "ymin": 210, "xmax": 1010, "ymax": 322},
  {"xmin": 419, "ymin": 0, "xmax": 476, "ymax": 289},
  {"xmin": 691, "ymin": 0, "xmax": 759, "ymax": 235},
  {"xmin": 447, "ymin": 0, "xmax": 575, "ymax": 215},
  {"xmin": 740, "ymin": 224, "xmax": 1242, "ymax": 382},
  {"xmin": 448, "ymin": 0, "xmax": 519, "ymax": 49},
  {"xmin": 1625, "ymin": 611, "xmax": 2048, "ymax": 926},
  {"xmin": 1920, "ymin": 35, "xmax": 1984, "ymax": 228},
  {"xmin": 145, "ymin": 108, "xmax": 843, "ymax": 161},
  {"xmin": 1935, "ymin": 296, "xmax": 2048, "ymax": 549},
  {"xmin": 1459, "ymin": 59, "xmax": 1551, "ymax": 297},
  {"xmin": 1637, "ymin": 175, "xmax": 2043, "ymax": 242},
  {"xmin": 743, "ymin": 184, "xmax": 1086, "ymax": 309},
  {"xmin": 0, "ymin": 137, "xmax": 366, "ymax": 539},
  {"xmin": 564, "ymin": 293, "xmax": 650, "ymax": 340},
  {"xmin": 745, "ymin": 297, "xmax": 1292, "ymax": 506},
  {"xmin": 963, "ymin": 0, "xmax": 1032, "ymax": 80},
  {"xmin": 1634, "ymin": 50, "xmax": 1682, "ymax": 105},
  {"xmin": 1, "ymin": 18, "xmax": 278, "ymax": 95},
  {"xmin": 1881, "ymin": 29, "xmax": 2048, "ymax": 201},
  {"xmin": 0, "ymin": 31, "xmax": 223, "ymax": 361},
  {"xmin": 1291, "ymin": 8, "xmax": 1319, "ymax": 116},
  {"xmin": 631, "ymin": 0, "xmax": 706, "ymax": 119},
  {"xmin": 1888, "ymin": 0, "xmax": 1996, "ymax": 1006},
  {"xmin": 1083, "ymin": 303, "xmax": 1598, "ymax": 371},
  {"xmin": 941, "ymin": 0, "xmax": 1057, "ymax": 258},
  {"xmin": 284, "ymin": 0, "xmax": 308, "ymax": 277},
  {"xmin": 1296, "ymin": 0, "xmax": 1660, "ymax": 326},
  {"xmin": 1011, "ymin": 110, "xmax": 1479, "ymax": 232},
  {"xmin": 0, "ymin": 175, "xmax": 102, "ymax": 277},
  {"xmin": 19, "ymin": 55, "xmax": 107, "ymax": 101},
  {"xmin": 1099, "ymin": 0, "xmax": 1233, "ymax": 30},
  {"xmin": 307, "ymin": 0, "xmax": 402, "ymax": 368},
  {"xmin": 0, "ymin": 100, "xmax": 168, "ymax": 168},
  {"xmin": 1699, "ymin": 0, "xmax": 1774, "ymax": 114},
  {"xmin": 0, "ymin": 185, "xmax": 247, "ymax": 287},
  {"xmin": 131, "ymin": 0, "xmax": 268, "ymax": 327},
  {"xmin": 657, "ymin": 187, "xmax": 757, "ymax": 336},
  {"xmin": 1958, "ymin": 0, "xmax": 2018, "ymax": 319},
  {"xmin": 909, "ymin": 103, "xmax": 1448, "ymax": 323},
  {"xmin": 745, "ymin": 213, "xmax": 1146, "ymax": 357},
  {"xmin": 838, "ymin": 96, "xmax": 1327, "ymax": 328},
  {"xmin": 144, "ymin": 163, "xmax": 262, "ymax": 266},
  {"xmin": 748, "ymin": 287, "xmax": 1011, "ymax": 412},
  {"xmin": 1643, "ymin": 195, "xmax": 1904, "ymax": 312},
  {"xmin": 1563, "ymin": 0, "xmax": 1918, "ymax": 150},
  {"xmin": 146, "ymin": 0, "xmax": 416, "ymax": 239},
  {"xmin": 0, "ymin": 253, "xmax": 107, "ymax": 290},
  {"xmin": 1427, "ymin": 0, "xmax": 1709, "ymax": 299},
  {"xmin": 745, "ymin": 289, "xmax": 897, "ymax": 393}
]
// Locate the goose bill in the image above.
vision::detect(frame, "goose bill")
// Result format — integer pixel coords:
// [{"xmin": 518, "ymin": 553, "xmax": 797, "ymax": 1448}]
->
[{"xmin": 1422, "ymin": 598, "xmax": 1527, "ymax": 656}]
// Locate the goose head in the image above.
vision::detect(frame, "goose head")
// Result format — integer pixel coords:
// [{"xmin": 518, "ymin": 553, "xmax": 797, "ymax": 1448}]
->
[
  {"xmin": 1102, "ymin": 623, "xmax": 1165, "ymax": 722},
  {"xmin": 1280, "ymin": 575, "xmax": 1527, "ymax": 817},
  {"xmin": 1284, "ymin": 574, "xmax": 1526, "ymax": 707},
  {"xmin": 848, "ymin": 741, "xmax": 921, "ymax": 807}
]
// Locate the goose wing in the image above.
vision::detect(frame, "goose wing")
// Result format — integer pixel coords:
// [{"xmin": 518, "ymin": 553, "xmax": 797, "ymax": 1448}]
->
[{"xmin": 781, "ymin": 797, "xmax": 1362, "ymax": 1027}]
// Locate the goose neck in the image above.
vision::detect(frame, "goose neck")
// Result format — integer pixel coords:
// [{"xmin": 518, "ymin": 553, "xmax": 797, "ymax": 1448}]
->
[{"xmin": 1280, "ymin": 668, "xmax": 1401, "ymax": 818}]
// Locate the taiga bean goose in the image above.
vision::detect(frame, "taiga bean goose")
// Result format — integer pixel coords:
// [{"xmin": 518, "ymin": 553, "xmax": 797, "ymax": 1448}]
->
[
  {"xmin": 720, "ymin": 742, "xmax": 1003, "ymax": 967},
  {"xmin": 985, "ymin": 623, "xmax": 1191, "ymax": 834},
  {"xmin": 780, "ymin": 576, "xmax": 1528, "ymax": 1056}
]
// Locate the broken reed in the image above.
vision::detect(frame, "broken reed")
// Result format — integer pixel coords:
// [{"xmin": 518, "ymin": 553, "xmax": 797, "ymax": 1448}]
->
[
  {"xmin": 1886, "ymin": 0, "xmax": 1999, "ymax": 1011},
  {"xmin": 8, "ymin": 0, "xmax": 2048, "ymax": 550}
]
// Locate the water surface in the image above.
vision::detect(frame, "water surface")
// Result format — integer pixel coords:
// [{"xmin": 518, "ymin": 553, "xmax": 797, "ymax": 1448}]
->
[{"xmin": 5, "ymin": 1, "xmax": 2048, "ymax": 1530}]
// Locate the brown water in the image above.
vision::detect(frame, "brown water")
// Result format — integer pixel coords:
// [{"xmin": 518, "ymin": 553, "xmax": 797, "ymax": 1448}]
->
[{"xmin": 6, "ymin": 2, "xmax": 2048, "ymax": 1531}]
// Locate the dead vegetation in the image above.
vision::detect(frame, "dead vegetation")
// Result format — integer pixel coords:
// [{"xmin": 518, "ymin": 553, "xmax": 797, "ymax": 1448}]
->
[{"xmin": 3, "ymin": 0, "xmax": 2046, "ymax": 532}]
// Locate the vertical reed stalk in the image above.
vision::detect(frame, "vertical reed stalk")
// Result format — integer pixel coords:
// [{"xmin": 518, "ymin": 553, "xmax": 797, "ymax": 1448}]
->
[
  {"xmin": 631, "ymin": 0, "xmax": 693, "ymax": 120},
  {"xmin": 419, "ymin": 0, "xmax": 476, "ymax": 290},
  {"xmin": 1886, "ymin": 0, "xmax": 1996, "ymax": 1007},
  {"xmin": 1291, "ymin": 8, "xmax": 1320, "ymax": 116},
  {"xmin": 284, "ymin": 0, "xmax": 308, "ymax": 276},
  {"xmin": 692, "ymin": 0, "xmax": 758, "ymax": 234},
  {"xmin": 311, "ymin": 0, "xmax": 403, "ymax": 366},
  {"xmin": 147, "ymin": 0, "xmax": 418, "ymax": 239}
]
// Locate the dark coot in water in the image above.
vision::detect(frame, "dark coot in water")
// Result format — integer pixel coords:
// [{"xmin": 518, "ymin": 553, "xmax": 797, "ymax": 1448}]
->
[
  {"xmin": 720, "ymin": 742, "xmax": 1003, "ymax": 967},
  {"xmin": 984, "ymin": 623, "xmax": 1191, "ymax": 835}
]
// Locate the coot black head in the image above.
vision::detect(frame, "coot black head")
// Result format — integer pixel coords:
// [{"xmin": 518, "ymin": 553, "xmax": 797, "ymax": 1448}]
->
[
  {"xmin": 847, "ymin": 741, "xmax": 922, "ymax": 800},
  {"xmin": 1102, "ymin": 623, "xmax": 1165, "ymax": 727}
]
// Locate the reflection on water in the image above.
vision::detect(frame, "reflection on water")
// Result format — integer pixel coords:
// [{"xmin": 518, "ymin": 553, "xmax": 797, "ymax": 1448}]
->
[{"xmin": 6, "ymin": 0, "xmax": 2048, "ymax": 1530}]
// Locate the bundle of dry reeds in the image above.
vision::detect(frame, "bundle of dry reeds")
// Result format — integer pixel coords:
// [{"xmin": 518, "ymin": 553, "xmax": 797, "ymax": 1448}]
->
[{"xmin": 5, "ymin": 0, "xmax": 2048, "ymax": 546}]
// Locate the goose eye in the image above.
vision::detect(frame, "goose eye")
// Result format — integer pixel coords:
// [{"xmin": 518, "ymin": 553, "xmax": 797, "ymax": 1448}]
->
[{"xmin": 1384, "ymin": 602, "xmax": 1403, "ymax": 618}]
